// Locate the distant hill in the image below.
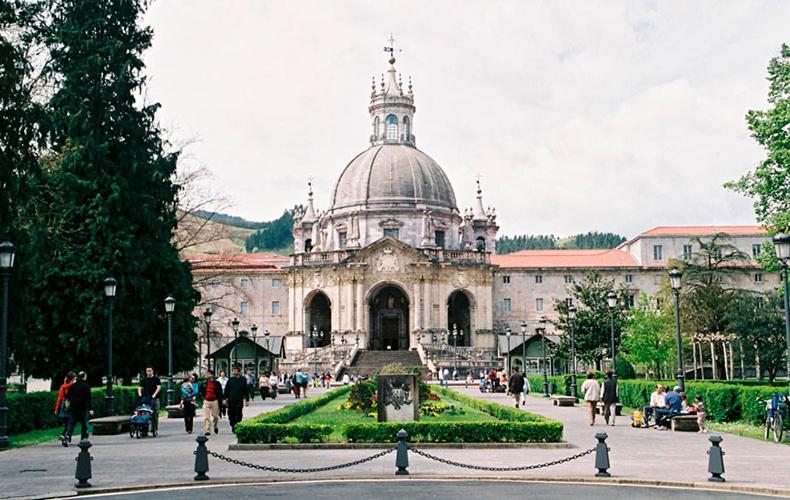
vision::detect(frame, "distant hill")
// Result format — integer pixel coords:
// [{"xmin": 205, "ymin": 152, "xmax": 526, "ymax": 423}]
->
[
  {"xmin": 189, "ymin": 208, "xmax": 301, "ymax": 254},
  {"xmin": 496, "ymin": 232, "xmax": 626, "ymax": 254}
]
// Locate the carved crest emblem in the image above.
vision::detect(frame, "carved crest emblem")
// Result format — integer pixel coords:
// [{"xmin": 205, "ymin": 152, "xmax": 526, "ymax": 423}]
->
[
  {"xmin": 455, "ymin": 271, "xmax": 467, "ymax": 287},
  {"xmin": 312, "ymin": 271, "xmax": 322, "ymax": 289},
  {"xmin": 375, "ymin": 248, "xmax": 400, "ymax": 273},
  {"xmin": 384, "ymin": 380, "xmax": 413, "ymax": 410}
]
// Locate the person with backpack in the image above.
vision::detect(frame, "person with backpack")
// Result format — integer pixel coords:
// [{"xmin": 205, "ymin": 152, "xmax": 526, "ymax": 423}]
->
[
  {"xmin": 61, "ymin": 371, "xmax": 92, "ymax": 446},
  {"xmin": 292, "ymin": 369, "xmax": 303, "ymax": 398},
  {"xmin": 55, "ymin": 371, "xmax": 76, "ymax": 438},
  {"xmin": 507, "ymin": 368, "xmax": 525, "ymax": 408}
]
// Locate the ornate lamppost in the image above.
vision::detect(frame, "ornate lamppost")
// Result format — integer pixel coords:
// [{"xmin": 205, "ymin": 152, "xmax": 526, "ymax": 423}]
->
[
  {"xmin": 310, "ymin": 326, "xmax": 324, "ymax": 377},
  {"xmin": 520, "ymin": 320, "xmax": 528, "ymax": 377},
  {"xmin": 606, "ymin": 291, "xmax": 618, "ymax": 377},
  {"xmin": 505, "ymin": 327, "xmax": 512, "ymax": 374},
  {"xmin": 0, "ymin": 241, "xmax": 16, "ymax": 448},
  {"xmin": 538, "ymin": 316, "xmax": 549, "ymax": 397},
  {"xmin": 231, "ymin": 317, "xmax": 240, "ymax": 366},
  {"xmin": 772, "ymin": 233, "xmax": 790, "ymax": 395},
  {"xmin": 164, "ymin": 296, "xmax": 176, "ymax": 406},
  {"xmin": 203, "ymin": 308, "xmax": 213, "ymax": 373},
  {"xmin": 451, "ymin": 324, "xmax": 459, "ymax": 376},
  {"xmin": 568, "ymin": 305, "xmax": 578, "ymax": 400},
  {"xmin": 669, "ymin": 268, "xmax": 685, "ymax": 392},
  {"xmin": 251, "ymin": 324, "xmax": 259, "ymax": 381},
  {"xmin": 104, "ymin": 277, "xmax": 117, "ymax": 415}
]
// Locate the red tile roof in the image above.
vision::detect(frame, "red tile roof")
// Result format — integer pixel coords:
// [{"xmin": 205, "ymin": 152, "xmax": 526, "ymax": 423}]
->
[
  {"xmin": 641, "ymin": 226, "xmax": 765, "ymax": 236},
  {"xmin": 492, "ymin": 249, "xmax": 638, "ymax": 268},
  {"xmin": 186, "ymin": 253, "xmax": 289, "ymax": 271}
]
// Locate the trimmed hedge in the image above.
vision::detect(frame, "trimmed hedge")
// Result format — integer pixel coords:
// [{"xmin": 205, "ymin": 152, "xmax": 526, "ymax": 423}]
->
[
  {"xmin": 8, "ymin": 386, "xmax": 150, "ymax": 435},
  {"xmin": 235, "ymin": 385, "xmax": 563, "ymax": 444}
]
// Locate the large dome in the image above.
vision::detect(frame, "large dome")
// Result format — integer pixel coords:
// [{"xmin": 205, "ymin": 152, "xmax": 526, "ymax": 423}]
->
[{"xmin": 330, "ymin": 144, "xmax": 458, "ymax": 212}]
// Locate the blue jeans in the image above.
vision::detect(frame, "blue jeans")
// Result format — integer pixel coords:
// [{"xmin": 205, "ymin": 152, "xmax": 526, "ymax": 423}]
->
[{"xmin": 654, "ymin": 408, "xmax": 678, "ymax": 427}]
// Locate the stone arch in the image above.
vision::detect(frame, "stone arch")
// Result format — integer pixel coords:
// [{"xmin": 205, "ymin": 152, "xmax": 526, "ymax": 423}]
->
[
  {"xmin": 447, "ymin": 289, "xmax": 474, "ymax": 346},
  {"xmin": 367, "ymin": 281, "xmax": 410, "ymax": 351},
  {"xmin": 304, "ymin": 290, "xmax": 331, "ymax": 347}
]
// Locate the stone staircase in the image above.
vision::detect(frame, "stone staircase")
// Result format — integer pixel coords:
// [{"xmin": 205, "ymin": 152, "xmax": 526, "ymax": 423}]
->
[{"xmin": 344, "ymin": 350, "xmax": 425, "ymax": 378}]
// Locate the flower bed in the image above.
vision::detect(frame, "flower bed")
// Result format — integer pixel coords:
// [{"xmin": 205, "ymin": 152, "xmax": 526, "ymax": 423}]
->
[{"xmin": 235, "ymin": 385, "xmax": 563, "ymax": 444}]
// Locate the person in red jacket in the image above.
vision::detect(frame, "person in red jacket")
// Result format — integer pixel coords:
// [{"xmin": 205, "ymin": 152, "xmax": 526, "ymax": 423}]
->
[{"xmin": 54, "ymin": 372, "xmax": 76, "ymax": 437}]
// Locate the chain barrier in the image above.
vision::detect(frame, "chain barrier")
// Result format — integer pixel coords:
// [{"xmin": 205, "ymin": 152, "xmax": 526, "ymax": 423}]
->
[
  {"xmin": 206, "ymin": 447, "xmax": 396, "ymax": 474},
  {"xmin": 407, "ymin": 446, "xmax": 597, "ymax": 472}
]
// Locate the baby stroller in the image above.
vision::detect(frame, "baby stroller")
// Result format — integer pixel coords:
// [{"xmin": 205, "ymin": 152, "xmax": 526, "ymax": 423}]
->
[{"xmin": 129, "ymin": 402, "xmax": 156, "ymax": 438}]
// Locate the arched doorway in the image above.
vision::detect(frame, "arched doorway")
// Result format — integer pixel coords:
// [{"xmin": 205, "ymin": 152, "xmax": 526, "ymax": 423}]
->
[
  {"xmin": 305, "ymin": 291, "xmax": 331, "ymax": 347},
  {"xmin": 447, "ymin": 290, "xmax": 472, "ymax": 346},
  {"xmin": 369, "ymin": 284, "xmax": 409, "ymax": 350}
]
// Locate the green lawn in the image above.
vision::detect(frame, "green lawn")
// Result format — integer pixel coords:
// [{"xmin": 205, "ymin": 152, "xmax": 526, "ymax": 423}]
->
[
  {"xmin": 3, "ymin": 426, "xmax": 65, "ymax": 450},
  {"xmin": 708, "ymin": 421, "xmax": 789, "ymax": 445}
]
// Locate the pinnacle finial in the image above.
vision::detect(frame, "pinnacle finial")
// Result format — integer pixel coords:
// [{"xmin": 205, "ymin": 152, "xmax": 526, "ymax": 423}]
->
[{"xmin": 371, "ymin": 76, "xmax": 376, "ymax": 96}]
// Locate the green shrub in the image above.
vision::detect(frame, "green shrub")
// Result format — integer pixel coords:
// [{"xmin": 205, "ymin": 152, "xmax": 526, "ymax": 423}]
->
[
  {"xmin": 433, "ymin": 386, "xmax": 553, "ymax": 423},
  {"xmin": 347, "ymin": 381, "xmax": 376, "ymax": 411},
  {"xmin": 344, "ymin": 421, "xmax": 562, "ymax": 443},
  {"xmin": 235, "ymin": 423, "xmax": 332, "ymax": 444}
]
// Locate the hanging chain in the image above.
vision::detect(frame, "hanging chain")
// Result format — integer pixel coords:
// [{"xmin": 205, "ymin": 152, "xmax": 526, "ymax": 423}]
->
[
  {"xmin": 206, "ymin": 447, "xmax": 395, "ymax": 474},
  {"xmin": 407, "ymin": 446, "xmax": 596, "ymax": 472}
]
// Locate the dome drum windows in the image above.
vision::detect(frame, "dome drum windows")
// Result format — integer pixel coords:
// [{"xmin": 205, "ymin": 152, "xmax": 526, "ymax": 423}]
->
[{"xmin": 386, "ymin": 114, "xmax": 398, "ymax": 141}]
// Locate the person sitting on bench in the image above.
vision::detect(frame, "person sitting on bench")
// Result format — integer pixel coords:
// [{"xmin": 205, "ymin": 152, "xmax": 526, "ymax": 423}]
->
[
  {"xmin": 642, "ymin": 384, "xmax": 666, "ymax": 426},
  {"xmin": 654, "ymin": 386, "xmax": 683, "ymax": 429}
]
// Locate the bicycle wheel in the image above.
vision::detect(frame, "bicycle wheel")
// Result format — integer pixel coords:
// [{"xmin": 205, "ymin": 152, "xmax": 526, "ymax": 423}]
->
[
  {"xmin": 773, "ymin": 414, "xmax": 783, "ymax": 443},
  {"xmin": 765, "ymin": 417, "xmax": 771, "ymax": 440}
]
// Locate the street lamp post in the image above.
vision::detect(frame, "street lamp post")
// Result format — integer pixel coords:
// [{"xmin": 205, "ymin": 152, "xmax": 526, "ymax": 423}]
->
[
  {"xmin": 505, "ymin": 327, "xmax": 512, "ymax": 374},
  {"xmin": 539, "ymin": 316, "xmax": 549, "ymax": 397},
  {"xmin": 606, "ymin": 291, "xmax": 617, "ymax": 378},
  {"xmin": 0, "ymin": 241, "xmax": 16, "ymax": 448},
  {"xmin": 520, "ymin": 320, "xmax": 528, "ymax": 379},
  {"xmin": 452, "ymin": 324, "xmax": 459, "ymax": 375},
  {"xmin": 264, "ymin": 330, "xmax": 272, "ymax": 372},
  {"xmin": 310, "ymin": 326, "xmax": 324, "ymax": 377},
  {"xmin": 669, "ymin": 268, "xmax": 685, "ymax": 392},
  {"xmin": 203, "ymin": 309, "xmax": 213, "ymax": 374},
  {"xmin": 772, "ymin": 233, "xmax": 790, "ymax": 396},
  {"xmin": 164, "ymin": 296, "xmax": 176, "ymax": 406},
  {"xmin": 568, "ymin": 305, "xmax": 578, "ymax": 400},
  {"xmin": 251, "ymin": 324, "xmax": 259, "ymax": 381},
  {"xmin": 104, "ymin": 277, "xmax": 117, "ymax": 416},
  {"xmin": 231, "ymin": 317, "xmax": 240, "ymax": 366}
]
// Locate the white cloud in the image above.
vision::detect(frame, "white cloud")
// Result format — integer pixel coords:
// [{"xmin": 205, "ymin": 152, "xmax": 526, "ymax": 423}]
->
[{"xmin": 143, "ymin": 0, "xmax": 789, "ymax": 238}]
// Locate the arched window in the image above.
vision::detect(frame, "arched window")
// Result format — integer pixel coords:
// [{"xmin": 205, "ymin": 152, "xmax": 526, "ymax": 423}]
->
[
  {"xmin": 373, "ymin": 116, "xmax": 380, "ymax": 139},
  {"xmin": 386, "ymin": 114, "xmax": 398, "ymax": 140},
  {"xmin": 403, "ymin": 116, "xmax": 410, "ymax": 140}
]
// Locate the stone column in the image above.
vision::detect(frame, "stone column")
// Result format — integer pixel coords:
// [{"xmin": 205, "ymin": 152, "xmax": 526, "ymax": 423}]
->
[
  {"xmin": 356, "ymin": 279, "xmax": 363, "ymax": 332},
  {"xmin": 346, "ymin": 279, "xmax": 354, "ymax": 331},
  {"xmin": 413, "ymin": 281, "xmax": 421, "ymax": 331},
  {"xmin": 423, "ymin": 278, "xmax": 431, "ymax": 329}
]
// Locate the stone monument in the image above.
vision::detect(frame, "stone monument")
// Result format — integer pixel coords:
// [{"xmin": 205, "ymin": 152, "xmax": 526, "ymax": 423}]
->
[{"xmin": 376, "ymin": 374, "xmax": 419, "ymax": 422}]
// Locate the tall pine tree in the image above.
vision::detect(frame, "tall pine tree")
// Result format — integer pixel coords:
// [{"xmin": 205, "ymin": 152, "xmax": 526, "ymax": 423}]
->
[{"xmin": 27, "ymin": 0, "xmax": 197, "ymax": 383}]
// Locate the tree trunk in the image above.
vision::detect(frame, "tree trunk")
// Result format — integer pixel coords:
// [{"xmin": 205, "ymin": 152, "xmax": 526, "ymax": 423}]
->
[
  {"xmin": 722, "ymin": 342, "xmax": 730, "ymax": 380},
  {"xmin": 710, "ymin": 341, "xmax": 718, "ymax": 379},
  {"xmin": 755, "ymin": 345, "xmax": 761, "ymax": 380},
  {"xmin": 728, "ymin": 343, "xmax": 735, "ymax": 381},
  {"xmin": 692, "ymin": 342, "xmax": 698, "ymax": 380},
  {"xmin": 698, "ymin": 342, "xmax": 706, "ymax": 380},
  {"xmin": 739, "ymin": 341, "xmax": 745, "ymax": 379}
]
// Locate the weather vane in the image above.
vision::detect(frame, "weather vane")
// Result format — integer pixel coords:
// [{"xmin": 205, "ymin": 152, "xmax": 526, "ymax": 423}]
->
[{"xmin": 383, "ymin": 33, "xmax": 402, "ymax": 58}]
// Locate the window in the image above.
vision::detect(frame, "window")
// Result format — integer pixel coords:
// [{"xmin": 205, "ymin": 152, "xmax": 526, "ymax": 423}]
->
[
  {"xmin": 625, "ymin": 274, "xmax": 633, "ymax": 284},
  {"xmin": 434, "ymin": 230, "xmax": 445, "ymax": 248},
  {"xmin": 373, "ymin": 116, "xmax": 380, "ymax": 139},
  {"xmin": 338, "ymin": 231, "xmax": 347, "ymax": 249},
  {"xmin": 271, "ymin": 301, "xmax": 280, "ymax": 315},
  {"xmin": 502, "ymin": 275, "xmax": 511, "ymax": 284},
  {"xmin": 403, "ymin": 116, "xmax": 410, "ymax": 139},
  {"xmin": 756, "ymin": 296, "xmax": 764, "ymax": 309},
  {"xmin": 535, "ymin": 275, "xmax": 543, "ymax": 284},
  {"xmin": 240, "ymin": 301, "xmax": 249, "ymax": 316},
  {"xmin": 653, "ymin": 245, "xmax": 663, "ymax": 261},
  {"xmin": 383, "ymin": 228, "xmax": 399, "ymax": 240},
  {"xmin": 564, "ymin": 275, "xmax": 574, "ymax": 284},
  {"xmin": 683, "ymin": 244, "xmax": 693, "ymax": 260},
  {"xmin": 503, "ymin": 298, "xmax": 512, "ymax": 312},
  {"xmin": 655, "ymin": 297, "xmax": 662, "ymax": 309},
  {"xmin": 626, "ymin": 295, "xmax": 635, "ymax": 308},
  {"xmin": 565, "ymin": 298, "xmax": 574, "ymax": 307},
  {"xmin": 754, "ymin": 273, "xmax": 763, "ymax": 283},
  {"xmin": 240, "ymin": 278, "xmax": 251, "ymax": 289},
  {"xmin": 713, "ymin": 248, "xmax": 723, "ymax": 259},
  {"xmin": 386, "ymin": 114, "xmax": 398, "ymax": 140},
  {"xmin": 752, "ymin": 244, "xmax": 762, "ymax": 258},
  {"xmin": 476, "ymin": 237, "xmax": 486, "ymax": 252},
  {"xmin": 536, "ymin": 298, "xmax": 544, "ymax": 311},
  {"xmin": 272, "ymin": 278, "xmax": 282, "ymax": 287}
]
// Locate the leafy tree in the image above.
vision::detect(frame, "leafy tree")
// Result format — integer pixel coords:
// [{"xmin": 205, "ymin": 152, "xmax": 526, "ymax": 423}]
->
[
  {"xmin": 244, "ymin": 208, "xmax": 298, "ymax": 252},
  {"xmin": 495, "ymin": 234, "xmax": 556, "ymax": 254},
  {"xmin": 569, "ymin": 232, "xmax": 626, "ymax": 249},
  {"xmin": 21, "ymin": 0, "xmax": 198, "ymax": 383},
  {"xmin": 727, "ymin": 290, "xmax": 786, "ymax": 382},
  {"xmin": 552, "ymin": 271, "xmax": 630, "ymax": 367},
  {"xmin": 620, "ymin": 294, "xmax": 675, "ymax": 378}
]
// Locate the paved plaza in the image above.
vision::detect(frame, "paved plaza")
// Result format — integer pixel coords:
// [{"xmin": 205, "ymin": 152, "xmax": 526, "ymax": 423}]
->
[{"xmin": 1, "ymin": 386, "xmax": 789, "ymax": 498}]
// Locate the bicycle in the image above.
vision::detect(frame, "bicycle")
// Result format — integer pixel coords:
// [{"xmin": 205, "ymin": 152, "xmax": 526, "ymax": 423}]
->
[{"xmin": 758, "ymin": 393, "xmax": 787, "ymax": 443}]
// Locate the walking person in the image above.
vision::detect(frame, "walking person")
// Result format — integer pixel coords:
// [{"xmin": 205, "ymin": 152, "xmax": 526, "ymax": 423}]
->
[
  {"xmin": 521, "ymin": 374, "xmax": 531, "ymax": 407},
  {"xmin": 601, "ymin": 370, "xmax": 619, "ymax": 426},
  {"xmin": 55, "ymin": 371, "xmax": 76, "ymax": 440},
  {"xmin": 61, "ymin": 371, "xmax": 92, "ymax": 446},
  {"xmin": 507, "ymin": 368, "xmax": 525, "ymax": 408},
  {"xmin": 180, "ymin": 374, "xmax": 197, "ymax": 434},
  {"xmin": 246, "ymin": 369, "xmax": 256, "ymax": 401},
  {"xmin": 292, "ymin": 369, "xmax": 302, "ymax": 398},
  {"xmin": 268, "ymin": 371, "xmax": 279, "ymax": 398},
  {"xmin": 258, "ymin": 371, "xmax": 272, "ymax": 399},
  {"xmin": 217, "ymin": 369, "xmax": 229, "ymax": 418},
  {"xmin": 581, "ymin": 371, "xmax": 601, "ymax": 426},
  {"xmin": 694, "ymin": 394, "xmax": 708, "ymax": 434},
  {"xmin": 137, "ymin": 366, "xmax": 162, "ymax": 435},
  {"xmin": 223, "ymin": 365, "xmax": 250, "ymax": 433},
  {"xmin": 198, "ymin": 370, "xmax": 222, "ymax": 436}
]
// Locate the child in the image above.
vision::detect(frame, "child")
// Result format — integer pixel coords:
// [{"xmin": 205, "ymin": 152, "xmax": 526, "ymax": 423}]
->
[{"xmin": 694, "ymin": 394, "xmax": 708, "ymax": 434}]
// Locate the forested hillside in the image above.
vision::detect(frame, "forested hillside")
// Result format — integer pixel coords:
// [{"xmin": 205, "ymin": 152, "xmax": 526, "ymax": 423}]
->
[{"xmin": 496, "ymin": 231, "xmax": 626, "ymax": 254}]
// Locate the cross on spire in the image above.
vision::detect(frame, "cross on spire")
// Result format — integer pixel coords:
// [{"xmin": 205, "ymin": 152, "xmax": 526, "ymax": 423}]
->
[{"xmin": 383, "ymin": 33, "xmax": 401, "ymax": 61}]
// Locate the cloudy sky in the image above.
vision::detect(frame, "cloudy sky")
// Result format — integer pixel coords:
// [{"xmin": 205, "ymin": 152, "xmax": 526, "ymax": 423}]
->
[{"xmin": 144, "ymin": 1, "xmax": 788, "ymax": 238}]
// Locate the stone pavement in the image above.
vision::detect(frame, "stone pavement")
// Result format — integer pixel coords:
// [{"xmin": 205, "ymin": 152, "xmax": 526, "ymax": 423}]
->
[{"xmin": 1, "ymin": 385, "xmax": 789, "ymax": 498}]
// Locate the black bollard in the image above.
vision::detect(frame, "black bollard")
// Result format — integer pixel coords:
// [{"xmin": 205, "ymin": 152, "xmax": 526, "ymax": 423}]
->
[
  {"xmin": 707, "ymin": 435, "xmax": 725, "ymax": 482},
  {"xmin": 395, "ymin": 429, "xmax": 409, "ymax": 476},
  {"xmin": 74, "ymin": 439, "xmax": 93, "ymax": 488},
  {"xmin": 194, "ymin": 435, "xmax": 210, "ymax": 481},
  {"xmin": 594, "ymin": 432, "xmax": 611, "ymax": 477}
]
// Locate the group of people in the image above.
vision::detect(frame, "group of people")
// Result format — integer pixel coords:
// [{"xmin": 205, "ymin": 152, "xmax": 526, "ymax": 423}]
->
[
  {"xmin": 479, "ymin": 368, "xmax": 507, "ymax": 393},
  {"xmin": 642, "ymin": 383, "xmax": 708, "ymax": 432},
  {"xmin": 580, "ymin": 370, "xmax": 620, "ymax": 426},
  {"xmin": 54, "ymin": 371, "xmax": 92, "ymax": 447}
]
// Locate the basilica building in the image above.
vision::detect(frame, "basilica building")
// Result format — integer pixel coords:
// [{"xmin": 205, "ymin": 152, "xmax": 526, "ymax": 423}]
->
[{"xmin": 190, "ymin": 55, "xmax": 775, "ymax": 377}]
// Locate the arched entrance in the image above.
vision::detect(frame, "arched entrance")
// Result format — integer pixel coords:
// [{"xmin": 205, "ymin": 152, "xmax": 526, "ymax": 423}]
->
[
  {"xmin": 369, "ymin": 284, "xmax": 409, "ymax": 350},
  {"xmin": 305, "ymin": 291, "xmax": 331, "ymax": 347},
  {"xmin": 447, "ymin": 290, "xmax": 472, "ymax": 346}
]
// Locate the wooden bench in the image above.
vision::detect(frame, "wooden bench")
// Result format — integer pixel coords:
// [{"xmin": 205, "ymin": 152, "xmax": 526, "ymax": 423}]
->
[
  {"xmin": 595, "ymin": 402, "xmax": 623, "ymax": 416},
  {"xmin": 551, "ymin": 396, "xmax": 577, "ymax": 407},
  {"xmin": 89, "ymin": 415, "xmax": 131, "ymax": 435},
  {"xmin": 165, "ymin": 404, "xmax": 183, "ymax": 419},
  {"xmin": 670, "ymin": 414, "xmax": 700, "ymax": 432}
]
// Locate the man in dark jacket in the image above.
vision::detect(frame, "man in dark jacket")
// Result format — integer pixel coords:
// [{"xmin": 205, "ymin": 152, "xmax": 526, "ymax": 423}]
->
[
  {"xmin": 198, "ymin": 370, "xmax": 223, "ymax": 436},
  {"xmin": 601, "ymin": 370, "xmax": 619, "ymax": 425},
  {"xmin": 62, "ymin": 371, "xmax": 92, "ymax": 446},
  {"xmin": 223, "ymin": 365, "xmax": 250, "ymax": 432},
  {"xmin": 508, "ymin": 368, "xmax": 525, "ymax": 408}
]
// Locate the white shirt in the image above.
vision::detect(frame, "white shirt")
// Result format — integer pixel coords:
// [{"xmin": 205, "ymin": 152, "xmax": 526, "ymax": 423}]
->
[
  {"xmin": 650, "ymin": 391, "xmax": 666, "ymax": 407},
  {"xmin": 581, "ymin": 379, "xmax": 601, "ymax": 402},
  {"xmin": 217, "ymin": 376, "xmax": 228, "ymax": 390},
  {"xmin": 269, "ymin": 374, "xmax": 279, "ymax": 386}
]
